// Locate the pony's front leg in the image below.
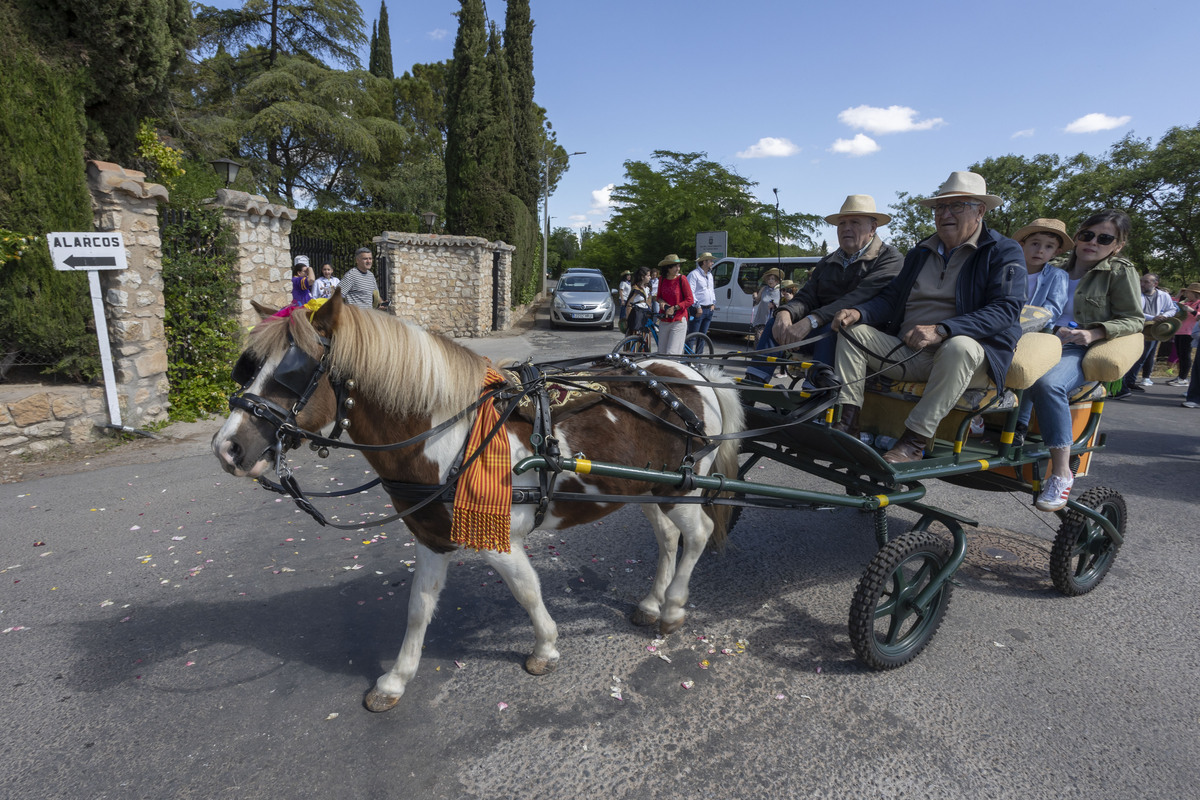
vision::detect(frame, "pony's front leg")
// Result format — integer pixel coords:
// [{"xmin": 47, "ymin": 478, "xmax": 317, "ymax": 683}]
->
[
  {"xmin": 484, "ymin": 539, "xmax": 559, "ymax": 675},
  {"xmin": 365, "ymin": 543, "xmax": 452, "ymax": 712},
  {"xmin": 656, "ymin": 505, "xmax": 715, "ymax": 634},
  {"xmin": 632, "ymin": 505, "xmax": 681, "ymax": 628}
]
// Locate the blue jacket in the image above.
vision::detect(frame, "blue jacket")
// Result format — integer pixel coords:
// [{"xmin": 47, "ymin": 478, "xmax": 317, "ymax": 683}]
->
[
  {"xmin": 1027, "ymin": 263, "xmax": 1070, "ymax": 326},
  {"xmin": 856, "ymin": 223, "xmax": 1027, "ymax": 391}
]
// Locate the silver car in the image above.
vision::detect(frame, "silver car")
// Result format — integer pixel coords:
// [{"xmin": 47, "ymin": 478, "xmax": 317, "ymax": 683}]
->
[{"xmin": 550, "ymin": 272, "xmax": 617, "ymax": 329}]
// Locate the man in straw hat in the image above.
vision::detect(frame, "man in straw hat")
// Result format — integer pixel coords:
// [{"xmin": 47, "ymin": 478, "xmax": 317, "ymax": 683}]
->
[
  {"xmin": 829, "ymin": 171, "xmax": 1026, "ymax": 463},
  {"xmin": 771, "ymin": 194, "xmax": 902, "ymax": 367},
  {"xmin": 1119, "ymin": 272, "xmax": 1178, "ymax": 395},
  {"xmin": 687, "ymin": 253, "xmax": 718, "ymax": 335}
]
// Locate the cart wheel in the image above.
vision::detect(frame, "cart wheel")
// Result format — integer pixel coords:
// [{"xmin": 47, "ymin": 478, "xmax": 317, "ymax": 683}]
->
[
  {"xmin": 1050, "ymin": 486, "xmax": 1125, "ymax": 596},
  {"xmin": 613, "ymin": 335, "xmax": 649, "ymax": 355},
  {"xmin": 849, "ymin": 530, "xmax": 953, "ymax": 670}
]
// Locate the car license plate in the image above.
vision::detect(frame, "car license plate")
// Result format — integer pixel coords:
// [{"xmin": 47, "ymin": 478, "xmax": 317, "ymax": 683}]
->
[{"xmin": 574, "ymin": 313, "xmax": 594, "ymax": 320}]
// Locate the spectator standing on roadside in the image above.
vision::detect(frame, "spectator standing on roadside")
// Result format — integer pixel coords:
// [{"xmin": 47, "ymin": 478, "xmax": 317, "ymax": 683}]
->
[
  {"xmin": 314, "ymin": 262, "xmax": 340, "ymax": 299},
  {"xmin": 751, "ymin": 268, "xmax": 783, "ymax": 341},
  {"xmin": 341, "ymin": 247, "xmax": 387, "ymax": 310},
  {"xmin": 291, "ymin": 255, "xmax": 315, "ymax": 307},
  {"xmin": 1120, "ymin": 273, "xmax": 1177, "ymax": 394},
  {"xmin": 1168, "ymin": 283, "xmax": 1200, "ymax": 387},
  {"xmin": 617, "ymin": 271, "xmax": 632, "ymax": 331},
  {"xmin": 652, "ymin": 254, "xmax": 694, "ymax": 355},
  {"xmin": 687, "ymin": 253, "xmax": 717, "ymax": 335},
  {"xmin": 649, "ymin": 268, "xmax": 661, "ymax": 316}
]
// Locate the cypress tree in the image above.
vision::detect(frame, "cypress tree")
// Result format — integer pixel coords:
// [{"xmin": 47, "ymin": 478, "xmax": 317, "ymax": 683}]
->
[
  {"xmin": 504, "ymin": 0, "xmax": 539, "ymax": 213},
  {"xmin": 445, "ymin": 0, "xmax": 500, "ymax": 236},
  {"xmin": 374, "ymin": 1, "xmax": 394, "ymax": 80},
  {"xmin": 369, "ymin": 20, "xmax": 378, "ymax": 75}
]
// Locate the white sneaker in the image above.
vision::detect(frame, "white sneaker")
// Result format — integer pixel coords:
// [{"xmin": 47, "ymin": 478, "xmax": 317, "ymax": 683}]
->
[
  {"xmin": 1141, "ymin": 377, "xmax": 1154, "ymax": 386},
  {"xmin": 1166, "ymin": 378, "xmax": 1187, "ymax": 386},
  {"xmin": 1035, "ymin": 474, "xmax": 1074, "ymax": 512},
  {"xmin": 1183, "ymin": 401, "xmax": 1200, "ymax": 409}
]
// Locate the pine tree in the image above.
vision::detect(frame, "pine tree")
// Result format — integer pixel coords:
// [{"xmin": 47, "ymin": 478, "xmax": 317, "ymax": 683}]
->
[
  {"xmin": 373, "ymin": 1, "xmax": 394, "ymax": 80},
  {"xmin": 504, "ymin": 0, "xmax": 539, "ymax": 212}
]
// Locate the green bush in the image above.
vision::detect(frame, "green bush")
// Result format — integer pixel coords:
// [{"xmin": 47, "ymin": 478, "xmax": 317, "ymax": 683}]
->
[
  {"xmin": 503, "ymin": 195, "xmax": 539, "ymax": 306},
  {"xmin": 0, "ymin": 14, "xmax": 100, "ymax": 380},
  {"xmin": 161, "ymin": 206, "xmax": 241, "ymax": 421},
  {"xmin": 292, "ymin": 209, "xmax": 421, "ymax": 248}
]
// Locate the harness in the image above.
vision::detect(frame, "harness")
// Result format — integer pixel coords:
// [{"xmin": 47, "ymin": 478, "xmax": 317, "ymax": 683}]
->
[{"xmin": 227, "ymin": 333, "xmax": 844, "ymax": 533}]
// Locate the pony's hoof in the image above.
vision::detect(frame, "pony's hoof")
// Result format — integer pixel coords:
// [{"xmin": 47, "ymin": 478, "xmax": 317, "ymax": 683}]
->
[
  {"xmin": 364, "ymin": 688, "xmax": 401, "ymax": 713},
  {"xmin": 659, "ymin": 616, "xmax": 685, "ymax": 635},
  {"xmin": 525, "ymin": 654, "xmax": 559, "ymax": 676},
  {"xmin": 631, "ymin": 608, "xmax": 659, "ymax": 627}
]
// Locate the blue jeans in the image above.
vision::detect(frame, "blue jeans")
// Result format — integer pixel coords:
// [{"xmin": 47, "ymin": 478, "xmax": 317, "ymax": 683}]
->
[
  {"xmin": 743, "ymin": 315, "xmax": 836, "ymax": 383},
  {"xmin": 1025, "ymin": 344, "xmax": 1088, "ymax": 449},
  {"xmin": 688, "ymin": 305, "xmax": 714, "ymax": 335}
]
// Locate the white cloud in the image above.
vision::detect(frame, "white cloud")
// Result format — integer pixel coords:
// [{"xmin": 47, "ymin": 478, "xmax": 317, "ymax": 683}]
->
[
  {"xmin": 428, "ymin": 28, "xmax": 449, "ymax": 41},
  {"xmin": 736, "ymin": 137, "xmax": 800, "ymax": 159},
  {"xmin": 1064, "ymin": 113, "xmax": 1131, "ymax": 134},
  {"xmin": 838, "ymin": 105, "xmax": 944, "ymax": 134},
  {"xmin": 829, "ymin": 134, "xmax": 880, "ymax": 157},
  {"xmin": 590, "ymin": 183, "xmax": 615, "ymax": 212},
  {"xmin": 1012, "ymin": 128, "xmax": 1035, "ymax": 139}
]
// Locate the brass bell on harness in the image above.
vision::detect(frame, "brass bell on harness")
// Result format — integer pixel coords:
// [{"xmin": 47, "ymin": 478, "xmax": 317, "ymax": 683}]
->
[
  {"xmin": 317, "ymin": 447, "xmax": 330, "ymax": 459},
  {"xmin": 344, "ymin": 398, "xmax": 356, "ymax": 409},
  {"xmin": 345, "ymin": 379, "xmax": 356, "ymax": 390},
  {"xmin": 340, "ymin": 418, "xmax": 352, "ymax": 429}
]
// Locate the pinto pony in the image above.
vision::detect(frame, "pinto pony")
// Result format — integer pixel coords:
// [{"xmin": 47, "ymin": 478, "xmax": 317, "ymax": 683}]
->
[{"xmin": 212, "ymin": 294, "xmax": 744, "ymax": 711}]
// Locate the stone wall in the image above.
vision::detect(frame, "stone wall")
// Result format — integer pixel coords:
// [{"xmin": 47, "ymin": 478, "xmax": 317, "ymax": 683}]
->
[
  {"xmin": 207, "ymin": 189, "xmax": 298, "ymax": 329},
  {"xmin": 376, "ymin": 232, "xmax": 515, "ymax": 337},
  {"xmin": 0, "ymin": 384, "xmax": 106, "ymax": 456},
  {"xmin": 87, "ymin": 160, "xmax": 171, "ymax": 426}
]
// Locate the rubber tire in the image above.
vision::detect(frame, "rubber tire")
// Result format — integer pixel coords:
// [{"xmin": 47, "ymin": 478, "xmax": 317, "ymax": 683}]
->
[
  {"xmin": 684, "ymin": 332, "xmax": 714, "ymax": 359},
  {"xmin": 1050, "ymin": 486, "xmax": 1125, "ymax": 596},
  {"xmin": 849, "ymin": 529, "xmax": 953, "ymax": 670},
  {"xmin": 613, "ymin": 335, "xmax": 650, "ymax": 355}
]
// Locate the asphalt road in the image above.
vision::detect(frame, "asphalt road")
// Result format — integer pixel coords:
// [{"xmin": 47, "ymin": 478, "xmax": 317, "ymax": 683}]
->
[{"xmin": 2, "ymin": 307, "xmax": 1198, "ymax": 799}]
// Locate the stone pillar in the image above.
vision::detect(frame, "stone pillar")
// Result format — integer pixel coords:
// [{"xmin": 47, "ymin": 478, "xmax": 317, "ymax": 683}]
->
[
  {"xmin": 206, "ymin": 189, "xmax": 298, "ymax": 328},
  {"xmin": 87, "ymin": 160, "xmax": 171, "ymax": 426},
  {"xmin": 375, "ymin": 232, "xmax": 516, "ymax": 337}
]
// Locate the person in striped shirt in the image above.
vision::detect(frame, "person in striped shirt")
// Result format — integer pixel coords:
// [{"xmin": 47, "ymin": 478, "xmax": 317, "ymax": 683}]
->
[{"xmin": 340, "ymin": 247, "xmax": 387, "ymax": 310}]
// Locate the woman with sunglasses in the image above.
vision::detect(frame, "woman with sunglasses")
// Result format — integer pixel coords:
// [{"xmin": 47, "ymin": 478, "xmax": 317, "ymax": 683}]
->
[{"xmin": 1025, "ymin": 209, "xmax": 1143, "ymax": 512}]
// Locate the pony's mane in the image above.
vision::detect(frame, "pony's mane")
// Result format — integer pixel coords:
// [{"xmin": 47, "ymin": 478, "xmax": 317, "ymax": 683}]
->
[{"xmin": 247, "ymin": 306, "xmax": 488, "ymax": 418}]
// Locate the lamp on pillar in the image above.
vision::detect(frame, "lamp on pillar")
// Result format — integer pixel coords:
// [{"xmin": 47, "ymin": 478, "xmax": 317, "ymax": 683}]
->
[
  {"xmin": 542, "ymin": 150, "xmax": 586, "ymax": 297},
  {"xmin": 420, "ymin": 211, "xmax": 437, "ymax": 233},
  {"xmin": 209, "ymin": 158, "xmax": 242, "ymax": 187}
]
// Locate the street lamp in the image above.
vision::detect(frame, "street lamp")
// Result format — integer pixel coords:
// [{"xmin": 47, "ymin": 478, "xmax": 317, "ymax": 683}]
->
[
  {"xmin": 542, "ymin": 150, "xmax": 586, "ymax": 296},
  {"xmin": 420, "ymin": 211, "xmax": 437, "ymax": 233},
  {"xmin": 209, "ymin": 158, "xmax": 242, "ymax": 187}
]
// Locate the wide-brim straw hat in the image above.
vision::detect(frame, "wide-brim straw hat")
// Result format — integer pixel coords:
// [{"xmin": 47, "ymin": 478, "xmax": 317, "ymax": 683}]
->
[
  {"xmin": 825, "ymin": 194, "xmax": 891, "ymax": 226},
  {"xmin": 1182, "ymin": 282, "xmax": 1200, "ymax": 296},
  {"xmin": 763, "ymin": 267, "xmax": 785, "ymax": 282},
  {"xmin": 780, "ymin": 280, "xmax": 797, "ymax": 291},
  {"xmin": 658, "ymin": 254, "xmax": 686, "ymax": 268},
  {"xmin": 917, "ymin": 171, "xmax": 1003, "ymax": 212},
  {"xmin": 695, "ymin": 252, "xmax": 715, "ymax": 262},
  {"xmin": 1012, "ymin": 218, "xmax": 1074, "ymax": 250},
  {"xmin": 1145, "ymin": 316, "xmax": 1182, "ymax": 342}
]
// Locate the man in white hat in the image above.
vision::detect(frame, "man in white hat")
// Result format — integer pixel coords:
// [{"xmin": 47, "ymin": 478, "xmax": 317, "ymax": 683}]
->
[
  {"xmin": 770, "ymin": 194, "xmax": 902, "ymax": 367},
  {"xmin": 687, "ymin": 253, "xmax": 718, "ymax": 335},
  {"xmin": 829, "ymin": 171, "xmax": 1026, "ymax": 463}
]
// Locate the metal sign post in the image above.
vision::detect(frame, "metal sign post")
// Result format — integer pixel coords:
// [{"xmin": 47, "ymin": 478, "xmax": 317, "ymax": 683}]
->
[{"xmin": 47, "ymin": 232, "xmax": 128, "ymax": 428}]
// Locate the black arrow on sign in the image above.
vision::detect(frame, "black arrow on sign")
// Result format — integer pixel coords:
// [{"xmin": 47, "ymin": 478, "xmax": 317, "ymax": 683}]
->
[{"xmin": 64, "ymin": 255, "xmax": 118, "ymax": 268}]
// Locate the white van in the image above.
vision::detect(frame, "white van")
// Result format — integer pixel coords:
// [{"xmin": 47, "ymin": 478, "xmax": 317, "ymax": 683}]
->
[{"xmin": 706, "ymin": 257, "xmax": 821, "ymax": 334}]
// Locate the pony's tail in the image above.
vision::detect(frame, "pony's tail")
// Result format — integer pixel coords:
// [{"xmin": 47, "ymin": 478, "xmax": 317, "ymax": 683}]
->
[{"xmin": 701, "ymin": 366, "xmax": 745, "ymax": 550}]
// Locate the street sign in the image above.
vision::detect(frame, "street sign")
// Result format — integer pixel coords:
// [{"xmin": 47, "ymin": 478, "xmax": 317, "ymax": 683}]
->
[
  {"xmin": 47, "ymin": 232, "xmax": 128, "ymax": 271},
  {"xmin": 696, "ymin": 231, "xmax": 727, "ymax": 260}
]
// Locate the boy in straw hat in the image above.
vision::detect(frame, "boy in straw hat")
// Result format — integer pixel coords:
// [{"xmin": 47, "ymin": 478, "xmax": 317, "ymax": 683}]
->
[
  {"xmin": 829, "ymin": 171, "xmax": 1026, "ymax": 463},
  {"xmin": 1013, "ymin": 218, "xmax": 1073, "ymax": 325}
]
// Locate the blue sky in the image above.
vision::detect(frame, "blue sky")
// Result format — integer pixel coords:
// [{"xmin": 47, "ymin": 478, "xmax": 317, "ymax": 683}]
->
[{"xmin": 207, "ymin": 0, "xmax": 1200, "ymax": 248}]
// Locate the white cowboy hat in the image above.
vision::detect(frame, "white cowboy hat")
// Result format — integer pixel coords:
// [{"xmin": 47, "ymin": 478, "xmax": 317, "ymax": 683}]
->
[
  {"xmin": 824, "ymin": 194, "xmax": 891, "ymax": 226},
  {"xmin": 917, "ymin": 171, "xmax": 1003, "ymax": 212}
]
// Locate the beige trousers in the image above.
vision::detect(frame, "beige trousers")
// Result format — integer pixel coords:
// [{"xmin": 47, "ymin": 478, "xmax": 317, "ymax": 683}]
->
[
  {"xmin": 658, "ymin": 319, "xmax": 688, "ymax": 355},
  {"xmin": 834, "ymin": 325, "xmax": 989, "ymax": 439}
]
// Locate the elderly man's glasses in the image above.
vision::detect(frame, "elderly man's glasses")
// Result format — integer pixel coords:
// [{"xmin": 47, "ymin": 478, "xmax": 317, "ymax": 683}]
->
[
  {"xmin": 1076, "ymin": 230, "xmax": 1118, "ymax": 245},
  {"xmin": 931, "ymin": 201, "xmax": 981, "ymax": 215}
]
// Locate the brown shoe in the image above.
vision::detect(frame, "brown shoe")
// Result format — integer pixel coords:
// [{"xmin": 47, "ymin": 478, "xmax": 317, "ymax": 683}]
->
[
  {"xmin": 832, "ymin": 405, "xmax": 861, "ymax": 437},
  {"xmin": 883, "ymin": 428, "xmax": 927, "ymax": 463}
]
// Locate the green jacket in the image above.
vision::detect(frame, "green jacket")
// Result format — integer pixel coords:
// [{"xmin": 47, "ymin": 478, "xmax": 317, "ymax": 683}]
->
[{"xmin": 1073, "ymin": 255, "xmax": 1143, "ymax": 340}]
